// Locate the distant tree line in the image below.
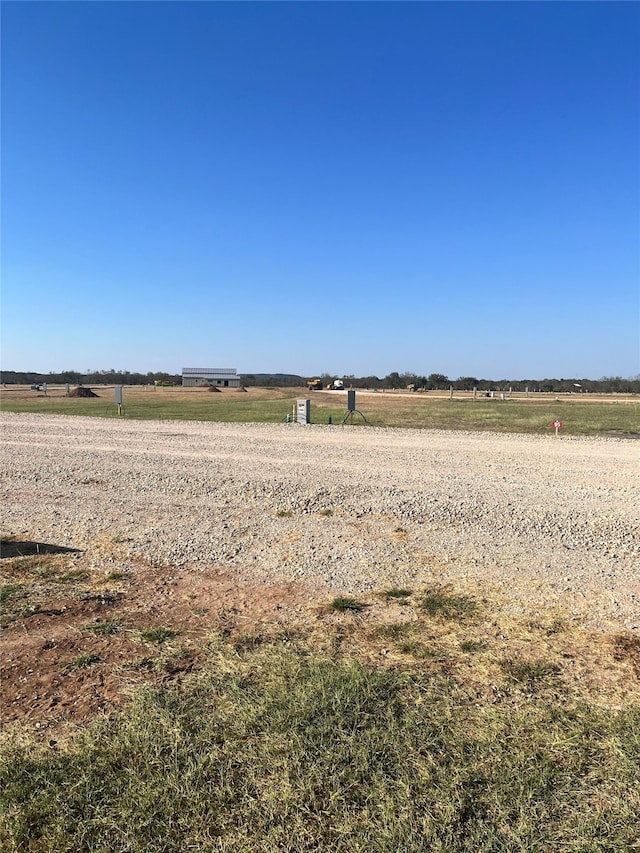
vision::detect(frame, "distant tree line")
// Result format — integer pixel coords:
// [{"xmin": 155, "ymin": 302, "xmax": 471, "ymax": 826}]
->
[
  {"xmin": 0, "ymin": 369, "xmax": 182, "ymax": 386},
  {"xmin": 304, "ymin": 372, "xmax": 640, "ymax": 394},
  {"xmin": 1, "ymin": 369, "xmax": 638, "ymax": 394}
]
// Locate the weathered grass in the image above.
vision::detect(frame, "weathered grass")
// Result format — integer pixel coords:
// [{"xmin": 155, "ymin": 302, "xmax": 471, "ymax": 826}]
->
[
  {"xmin": 420, "ymin": 587, "xmax": 478, "ymax": 620},
  {"xmin": 1, "ymin": 386, "xmax": 638, "ymax": 435},
  {"xmin": 2, "ymin": 637, "xmax": 639, "ymax": 852},
  {"xmin": 63, "ymin": 653, "xmax": 102, "ymax": 672},
  {"xmin": 383, "ymin": 587, "xmax": 413, "ymax": 600},
  {"xmin": 329, "ymin": 597, "xmax": 369, "ymax": 613}
]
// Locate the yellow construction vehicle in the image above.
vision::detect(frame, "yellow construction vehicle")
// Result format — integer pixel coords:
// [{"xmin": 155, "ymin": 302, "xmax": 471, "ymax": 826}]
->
[{"xmin": 306, "ymin": 378, "xmax": 323, "ymax": 391}]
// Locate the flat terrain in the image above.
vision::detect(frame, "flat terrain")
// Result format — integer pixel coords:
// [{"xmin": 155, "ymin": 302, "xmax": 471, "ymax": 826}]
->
[
  {"xmin": 2, "ymin": 383, "xmax": 639, "ymax": 435},
  {"xmin": 2, "ymin": 412, "xmax": 639, "ymax": 732}
]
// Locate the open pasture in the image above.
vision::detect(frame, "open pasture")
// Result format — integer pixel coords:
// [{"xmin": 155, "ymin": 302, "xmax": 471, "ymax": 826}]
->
[{"xmin": 1, "ymin": 384, "xmax": 638, "ymax": 436}]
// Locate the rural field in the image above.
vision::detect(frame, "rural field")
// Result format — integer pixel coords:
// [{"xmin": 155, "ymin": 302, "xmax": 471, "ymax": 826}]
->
[
  {"xmin": 1, "ymin": 396, "xmax": 639, "ymax": 851},
  {"xmin": 2, "ymin": 382, "xmax": 640, "ymax": 435}
]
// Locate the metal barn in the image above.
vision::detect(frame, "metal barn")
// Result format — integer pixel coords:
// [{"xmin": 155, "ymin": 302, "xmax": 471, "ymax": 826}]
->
[{"xmin": 182, "ymin": 368, "xmax": 241, "ymax": 388}]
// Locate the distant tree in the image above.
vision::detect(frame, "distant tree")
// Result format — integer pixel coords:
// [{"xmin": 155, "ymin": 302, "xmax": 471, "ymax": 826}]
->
[
  {"xmin": 384, "ymin": 372, "xmax": 402, "ymax": 389},
  {"xmin": 454, "ymin": 377, "xmax": 478, "ymax": 391},
  {"xmin": 399, "ymin": 372, "xmax": 421, "ymax": 389},
  {"xmin": 427, "ymin": 373, "xmax": 449, "ymax": 390}
]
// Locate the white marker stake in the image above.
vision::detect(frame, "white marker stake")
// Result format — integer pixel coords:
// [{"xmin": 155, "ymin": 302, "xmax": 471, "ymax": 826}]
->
[{"xmin": 552, "ymin": 420, "xmax": 563, "ymax": 437}]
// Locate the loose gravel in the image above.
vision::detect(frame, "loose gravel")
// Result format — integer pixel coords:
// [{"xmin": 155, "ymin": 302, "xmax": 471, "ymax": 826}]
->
[{"xmin": 2, "ymin": 413, "xmax": 639, "ymax": 630}]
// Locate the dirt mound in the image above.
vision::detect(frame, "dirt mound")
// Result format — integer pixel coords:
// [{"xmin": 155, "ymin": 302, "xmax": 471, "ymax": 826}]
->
[
  {"xmin": 68, "ymin": 387, "xmax": 99, "ymax": 398},
  {"xmin": 206, "ymin": 385, "xmax": 221, "ymax": 392}
]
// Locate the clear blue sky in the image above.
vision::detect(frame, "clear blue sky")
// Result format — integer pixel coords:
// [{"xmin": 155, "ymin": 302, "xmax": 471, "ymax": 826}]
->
[{"xmin": 2, "ymin": 1, "xmax": 639, "ymax": 379}]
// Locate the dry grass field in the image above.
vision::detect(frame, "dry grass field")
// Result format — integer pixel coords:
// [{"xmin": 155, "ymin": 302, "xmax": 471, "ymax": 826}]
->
[{"xmin": 2, "ymin": 383, "xmax": 638, "ymax": 435}]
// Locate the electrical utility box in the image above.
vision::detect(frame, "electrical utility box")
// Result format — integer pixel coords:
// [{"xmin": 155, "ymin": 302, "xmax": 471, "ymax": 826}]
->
[
  {"xmin": 114, "ymin": 386, "xmax": 123, "ymax": 405},
  {"xmin": 296, "ymin": 399, "xmax": 311, "ymax": 424},
  {"xmin": 347, "ymin": 390, "xmax": 356, "ymax": 412}
]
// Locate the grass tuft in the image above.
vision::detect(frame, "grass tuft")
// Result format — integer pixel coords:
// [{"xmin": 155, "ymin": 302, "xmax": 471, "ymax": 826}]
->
[
  {"xmin": 140, "ymin": 627, "xmax": 179, "ymax": 644},
  {"xmin": 329, "ymin": 597, "xmax": 368, "ymax": 613},
  {"xmin": 64, "ymin": 654, "xmax": 102, "ymax": 672},
  {"xmin": 460, "ymin": 639, "xmax": 486, "ymax": 653},
  {"xmin": 501, "ymin": 657, "xmax": 562, "ymax": 690},
  {"xmin": 102, "ymin": 571, "xmax": 130, "ymax": 583},
  {"xmin": 420, "ymin": 586, "xmax": 478, "ymax": 620},
  {"xmin": 0, "ymin": 583, "xmax": 28, "ymax": 603},
  {"xmin": 383, "ymin": 587, "xmax": 412, "ymax": 601}
]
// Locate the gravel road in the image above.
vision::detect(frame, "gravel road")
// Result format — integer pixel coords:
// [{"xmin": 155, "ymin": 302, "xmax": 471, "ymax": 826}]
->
[{"xmin": 2, "ymin": 413, "xmax": 638, "ymax": 630}]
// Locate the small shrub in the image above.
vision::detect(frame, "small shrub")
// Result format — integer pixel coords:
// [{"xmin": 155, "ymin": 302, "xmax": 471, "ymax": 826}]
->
[{"xmin": 275, "ymin": 510, "xmax": 293, "ymax": 518}]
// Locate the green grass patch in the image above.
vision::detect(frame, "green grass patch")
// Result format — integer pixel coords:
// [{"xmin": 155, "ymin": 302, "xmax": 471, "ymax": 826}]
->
[
  {"xmin": 139, "ymin": 627, "xmax": 179, "ymax": 644},
  {"xmin": 101, "ymin": 571, "xmax": 130, "ymax": 583},
  {"xmin": 420, "ymin": 587, "xmax": 478, "ymax": 620},
  {"xmin": 383, "ymin": 587, "xmax": 412, "ymax": 601},
  {"xmin": 2, "ymin": 640, "xmax": 639, "ymax": 852},
  {"xmin": 460, "ymin": 639, "xmax": 486, "ymax": 653},
  {"xmin": 329, "ymin": 597, "xmax": 368, "ymax": 613},
  {"xmin": 0, "ymin": 583, "xmax": 35, "ymax": 627},
  {"xmin": 55, "ymin": 569, "xmax": 90, "ymax": 584},
  {"xmin": 64, "ymin": 654, "xmax": 102, "ymax": 672},
  {"xmin": 2, "ymin": 388, "xmax": 638, "ymax": 435},
  {"xmin": 1, "ymin": 555, "xmax": 87, "ymax": 584},
  {"xmin": 0, "ymin": 583, "xmax": 28, "ymax": 604},
  {"xmin": 374, "ymin": 622, "xmax": 413, "ymax": 640},
  {"xmin": 501, "ymin": 658, "xmax": 563, "ymax": 691}
]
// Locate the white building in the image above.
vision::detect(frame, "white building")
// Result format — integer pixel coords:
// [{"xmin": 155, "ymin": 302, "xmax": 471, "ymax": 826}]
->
[{"xmin": 182, "ymin": 368, "xmax": 241, "ymax": 388}]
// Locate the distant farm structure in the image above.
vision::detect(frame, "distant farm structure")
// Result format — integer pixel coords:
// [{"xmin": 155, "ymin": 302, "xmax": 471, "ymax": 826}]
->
[{"xmin": 182, "ymin": 368, "xmax": 241, "ymax": 388}]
